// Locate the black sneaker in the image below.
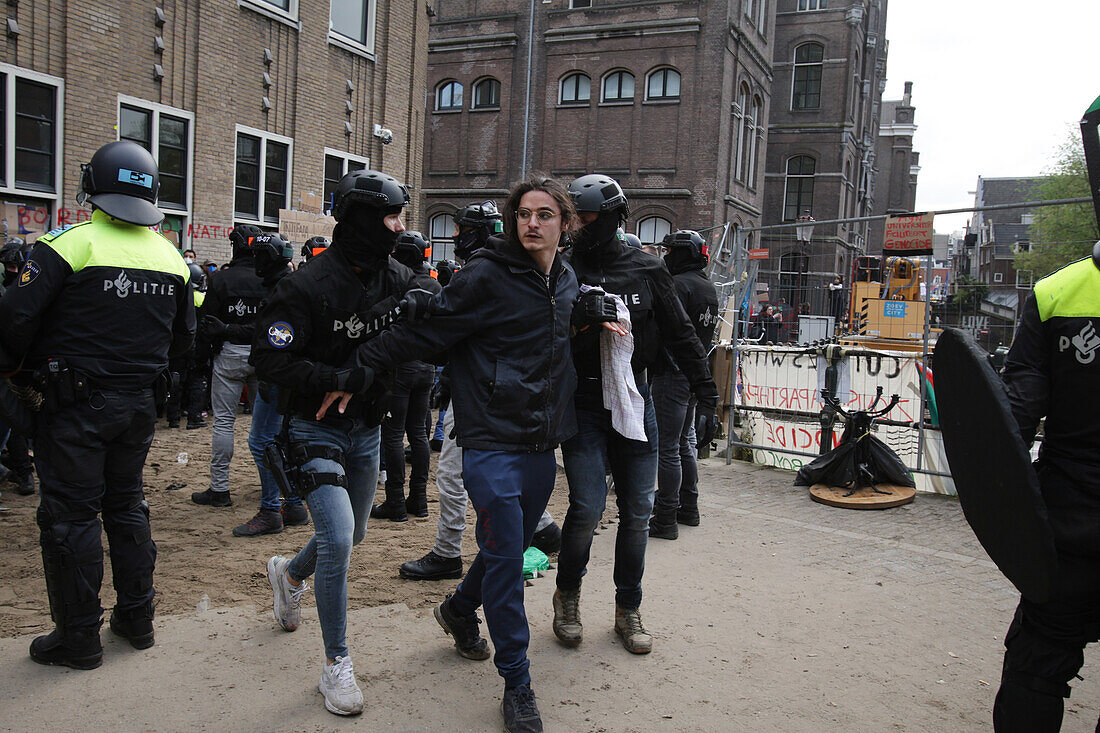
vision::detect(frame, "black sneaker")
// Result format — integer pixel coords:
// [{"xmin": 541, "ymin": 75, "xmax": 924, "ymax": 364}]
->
[
  {"xmin": 430, "ymin": 438, "xmax": 443, "ymax": 452},
  {"xmin": 434, "ymin": 594, "xmax": 490, "ymax": 660},
  {"xmin": 166, "ymin": 419, "xmax": 180, "ymax": 429},
  {"xmin": 186, "ymin": 419, "xmax": 208, "ymax": 430},
  {"xmin": 370, "ymin": 498, "xmax": 407, "ymax": 522},
  {"xmin": 29, "ymin": 628, "xmax": 103, "ymax": 670},
  {"xmin": 281, "ymin": 501, "xmax": 310, "ymax": 527},
  {"xmin": 13, "ymin": 471, "xmax": 35, "ymax": 496},
  {"xmin": 648, "ymin": 517, "xmax": 678, "ymax": 540},
  {"xmin": 677, "ymin": 507, "xmax": 700, "ymax": 526},
  {"xmin": 191, "ymin": 489, "xmax": 232, "ymax": 507},
  {"xmin": 233, "ymin": 509, "xmax": 283, "ymax": 537},
  {"xmin": 530, "ymin": 522, "xmax": 562, "ymax": 555},
  {"xmin": 399, "ymin": 550, "xmax": 462, "ymax": 580},
  {"xmin": 501, "ymin": 684, "xmax": 543, "ymax": 733},
  {"xmin": 109, "ymin": 603, "xmax": 155, "ymax": 649}
]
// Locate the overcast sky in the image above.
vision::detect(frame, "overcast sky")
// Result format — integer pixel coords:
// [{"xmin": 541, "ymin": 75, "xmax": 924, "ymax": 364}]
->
[{"xmin": 882, "ymin": 1, "xmax": 1099, "ymax": 235}]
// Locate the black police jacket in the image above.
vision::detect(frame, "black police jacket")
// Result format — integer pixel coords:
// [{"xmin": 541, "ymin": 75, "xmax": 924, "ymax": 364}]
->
[
  {"xmin": 200, "ymin": 255, "xmax": 266, "ymax": 350},
  {"xmin": 0, "ymin": 210, "xmax": 195, "ymax": 389},
  {"xmin": 249, "ymin": 247, "xmax": 418, "ymax": 424},
  {"xmin": 567, "ymin": 237, "xmax": 715, "ymax": 403},
  {"xmin": 654, "ymin": 266, "xmax": 720, "ymax": 376},
  {"xmin": 355, "ymin": 236, "xmax": 579, "ymax": 453}
]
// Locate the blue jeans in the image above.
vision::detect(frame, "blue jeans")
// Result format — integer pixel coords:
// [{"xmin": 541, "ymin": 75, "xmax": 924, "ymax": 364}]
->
[
  {"xmin": 248, "ymin": 384, "xmax": 301, "ymax": 512},
  {"xmin": 449, "ymin": 449, "xmax": 557, "ymax": 689},
  {"xmin": 285, "ymin": 416, "xmax": 380, "ymax": 660},
  {"xmin": 558, "ymin": 382, "xmax": 658, "ymax": 609},
  {"xmin": 651, "ymin": 372, "xmax": 698, "ymax": 516}
]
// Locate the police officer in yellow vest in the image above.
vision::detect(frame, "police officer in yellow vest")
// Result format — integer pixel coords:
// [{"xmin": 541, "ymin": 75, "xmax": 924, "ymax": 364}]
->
[
  {"xmin": 0, "ymin": 140, "xmax": 195, "ymax": 669},
  {"xmin": 994, "ymin": 246, "xmax": 1100, "ymax": 731}
]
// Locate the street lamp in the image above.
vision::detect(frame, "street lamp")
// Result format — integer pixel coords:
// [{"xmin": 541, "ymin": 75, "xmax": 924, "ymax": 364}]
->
[{"xmin": 795, "ymin": 211, "xmax": 816, "ymax": 244}]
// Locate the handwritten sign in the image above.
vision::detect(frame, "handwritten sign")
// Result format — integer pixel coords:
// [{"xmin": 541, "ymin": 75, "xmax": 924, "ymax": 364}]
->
[
  {"xmin": 278, "ymin": 209, "xmax": 336, "ymax": 244},
  {"xmin": 883, "ymin": 212, "xmax": 934, "ymax": 256}
]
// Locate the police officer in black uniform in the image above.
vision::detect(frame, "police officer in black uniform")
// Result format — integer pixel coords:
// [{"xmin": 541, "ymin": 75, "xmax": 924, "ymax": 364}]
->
[
  {"xmin": 553, "ymin": 174, "xmax": 719, "ymax": 655},
  {"xmin": 371, "ymin": 230, "xmax": 442, "ymax": 522},
  {"xmin": 301, "ymin": 235, "xmax": 330, "ymax": 263},
  {"xmin": 649, "ymin": 230, "xmax": 720, "ymax": 539},
  {"xmin": 251, "ymin": 169, "xmax": 424, "ymax": 716},
  {"xmin": 0, "ymin": 140, "xmax": 194, "ymax": 668},
  {"xmin": 0, "ymin": 237, "xmax": 38, "ymax": 495},
  {"xmin": 191, "ymin": 224, "xmax": 267, "ymax": 507},
  {"xmin": 992, "ymin": 246, "xmax": 1100, "ymax": 732}
]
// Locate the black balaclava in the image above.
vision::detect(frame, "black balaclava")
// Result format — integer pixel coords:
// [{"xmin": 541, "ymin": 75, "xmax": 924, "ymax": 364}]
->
[
  {"xmin": 574, "ymin": 210, "xmax": 622, "ymax": 256},
  {"xmin": 454, "ymin": 227, "xmax": 485, "ymax": 263},
  {"xmin": 333, "ymin": 203, "xmax": 402, "ymax": 270},
  {"xmin": 664, "ymin": 247, "xmax": 705, "ymax": 275},
  {"xmin": 254, "ymin": 250, "xmax": 289, "ymax": 284},
  {"xmin": 2, "ymin": 268, "xmax": 16, "ymax": 288}
]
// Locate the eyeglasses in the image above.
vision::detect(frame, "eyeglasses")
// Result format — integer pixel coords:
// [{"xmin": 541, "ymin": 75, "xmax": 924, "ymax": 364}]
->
[{"xmin": 515, "ymin": 209, "xmax": 560, "ymax": 223}]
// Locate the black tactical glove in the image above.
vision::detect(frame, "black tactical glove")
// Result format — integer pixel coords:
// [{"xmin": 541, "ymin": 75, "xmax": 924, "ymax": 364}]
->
[
  {"xmin": 430, "ymin": 373, "xmax": 452, "ymax": 410},
  {"xmin": 202, "ymin": 315, "xmax": 228, "ymax": 340},
  {"xmin": 696, "ymin": 410, "xmax": 720, "ymax": 449},
  {"xmin": 333, "ymin": 365, "xmax": 375, "ymax": 395},
  {"xmin": 572, "ymin": 289, "xmax": 619, "ymax": 329},
  {"xmin": 400, "ymin": 288, "xmax": 436, "ymax": 324},
  {"xmin": 692, "ymin": 378, "xmax": 720, "ymax": 447}
]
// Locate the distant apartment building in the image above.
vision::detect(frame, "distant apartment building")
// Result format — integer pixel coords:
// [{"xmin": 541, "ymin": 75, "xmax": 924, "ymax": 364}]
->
[
  {"xmin": 966, "ymin": 176, "xmax": 1044, "ymax": 316},
  {"xmin": 0, "ymin": 0, "xmax": 428, "ymax": 262},
  {"xmin": 758, "ymin": 0, "xmax": 891, "ymax": 314},
  {"xmin": 421, "ymin": 0, "xmax": 775, "ymax": 265}
]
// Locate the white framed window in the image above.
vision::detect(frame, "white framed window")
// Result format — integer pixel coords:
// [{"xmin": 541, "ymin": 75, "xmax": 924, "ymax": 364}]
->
[
  {"xmin": 436, "ymin": 81, "xmax": 463, "ymax": 111},
  {"xmin": 570, "ymin": 0, "xmax": 592, "ymax": 7},
  {"xmin": 234, "ymin": 125, "xmax": 293, "ymax": 225},
  {"xmin": 472, "ymin": 78, "xmax": 501, "ymax": 110},
  {"xmin": 748, "ymin": 95, "xmax": 763, "ymax": 187},
  {"xmin": 0, "ymin": 63, "xmax": 64, "ymax": 200},
  {"xmin": 238, "ymin": 0, "xmax": 299, "ymax": 27},
  {"xmin": 322, "ymin": 148, "xmax": 370, "ymax": 215},
  {"xmin": 430, "ymin": 213, "xmax": 456, "ymax": 263},
  {"xmin": 783, "ymin": 155, "xmax": 815, "ymax": 221},
  {"xmin": 117, "ymin": 96, "xmax": 193, "ymax": 217},
  {"xmin": 560, "ymin": 73, "xmax": 591, "ymax": 105},
  {"xmin": 1016, "ymin": 269, "xmax": 1033, "ymax": 287},
  {"xmin": 637, "ymin": 216, "xmax": 671, "ymax": 246},
  {"xmin": 602, "ymin": 70, "xmax": 635, "ymax": 103},
  {"xmin": 645, "ymin": 68, "xmax": 681, "ymax": 101},
  {"xmin": 745, "ymin": 0, "xmax": 766, "ymax": 27},
  {"xmin": 329, "ymin": 0, "xmax": 377, "ymax": 56},
  {"xmin": 797, "ymin": 0, "xmax": 827, "ymax": 9},
  {"xmin": 993, "ymin": 272, "xmax": 1004, "ymax": 283}
]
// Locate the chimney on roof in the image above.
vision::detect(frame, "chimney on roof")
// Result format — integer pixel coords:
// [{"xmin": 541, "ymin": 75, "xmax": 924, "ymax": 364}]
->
[{"xmin": 903, "ymin": 81, "xmax": 913, "ymax": 106}]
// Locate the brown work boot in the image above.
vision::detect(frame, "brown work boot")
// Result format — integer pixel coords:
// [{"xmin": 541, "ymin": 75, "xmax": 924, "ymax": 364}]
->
[
  {"xmin": 614, "ymin": 605, "xmax": 652, "ymax": 654},
  {"xmin": 552, "ymin": 587, "xmax": 582, "ymax": 647}
]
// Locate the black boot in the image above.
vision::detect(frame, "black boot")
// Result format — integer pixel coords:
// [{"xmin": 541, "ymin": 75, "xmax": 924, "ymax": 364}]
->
[
  {"xmin": 109, "ymin": 602, "xmax": 155, "ymax": 649},
  {"xmin": 648, "ymin": 511, "xmax": 678, "ymax": 540},
  {"xmin": 676, "ymin": 506, "xmax": 700, "ymax": 526},
  {"xmin": 531, "ymin": 522, "xmax": 562, "ymax": 555},
  {"xmin": 370, "ymin": 485, "xmax": 407, "ymax": 522},
  {"xmin": 399, "ymin": 550, "xmax": 462, "ymax": 580},
  {"xmin": 406, "ymin": 486, "xmax": 428, "ymax": 518},
  {"xmin": 13, "ymin": 470, "xmax": 35, "ymax": 496},
  {"xmin": 191, "ymin": 488, "xmax": 232, "ymax": 507},
  {"xmin": 30, "ymin": 628, "xmax": 103, "ymax": 669}
]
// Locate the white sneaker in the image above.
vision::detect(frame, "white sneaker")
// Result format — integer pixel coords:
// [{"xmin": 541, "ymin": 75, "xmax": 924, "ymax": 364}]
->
[
  {"xmin": 319, "ymin": 656, "xmax": 364, "ymax": 715},
  {"xmin": 267, "ymin": 555, "xmax": 309, "ymax": 632},
  {"xmin": 378, "ymin": 469, "xmax": 387, "ymax": 485}
]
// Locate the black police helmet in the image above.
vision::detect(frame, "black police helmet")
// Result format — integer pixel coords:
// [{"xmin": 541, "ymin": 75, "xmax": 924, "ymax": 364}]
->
[
  {"xmin": 229, "ymin": 224, "xmax": 263, "ymax": 259},
  {"xmin": 331, "ymin": 169, "xmax": 410, "ymax": 222},
  {"xmin": 454, "ymin": 200, "xmax": 503, "ymax": 229},
  {"xmin": 302, "ymin": 236, "xmax": 331, "ymax": 261},
  {"xmin": 623, "ymin": 232, "xmax": 643, "ymax": 249},
  {"xmin": 569, "ymin": 174, "xmax": 629, "ymax": 218},
  {"xmin": 187, "ymin": 262, "xmax": 207, "ymax": 292},
  {"xmin": 664, "ymin": 229, "xmax": 709, "ymax": 269},
  {"xmin": 393, "ymin": 230, "xmax": 430, "ymax": 269},
  {"xmin": 0, "ymin": 239, "xmax": 28, "ymax": 268},
  {"xmin": 252, "ymin": 232, "xmax": 294, "ymax": 263},
  {"xmin": 80, "ymin": 140, "xmax": 163, "ymax": 226}
]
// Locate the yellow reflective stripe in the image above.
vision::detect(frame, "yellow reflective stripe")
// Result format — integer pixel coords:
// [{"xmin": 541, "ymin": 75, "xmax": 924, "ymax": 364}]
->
[
  {"xmin": 43, "ymin": 210, "xmax": 190, "ymax": 281},
  {"xmin": 1034, "ymin": 257, "xmax": 1100, "ymax": 321},
  {"xmin": 194, "ymin": 290, "xmax": 205, "ymax": 308}
]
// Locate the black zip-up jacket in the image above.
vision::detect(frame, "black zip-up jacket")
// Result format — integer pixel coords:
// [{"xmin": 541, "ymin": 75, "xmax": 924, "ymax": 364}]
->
[
  {"xmin": 354, "ymin": 236, "xmax": 579, "ymax": 453},
  {"xmin": 654, "ymin": 265, "xmax": 720, "ymax": 376},
  {"xmin": 567, "ymin": 237, "xmax": 717, "ymax": 407},
  {"xmin": 401, "ymin": 268, "xmax": 443, "ymax": 372},
  {"xmin": 249, "ymin": 247, "xmax": 418, "ymax": 425},
  {"xmin": 200, "ymin": 255, "xmax": 267, "ymax": 353},
  {"xmin": 224, "ymin": 268, "xmax": 290, "ymax": 346}
]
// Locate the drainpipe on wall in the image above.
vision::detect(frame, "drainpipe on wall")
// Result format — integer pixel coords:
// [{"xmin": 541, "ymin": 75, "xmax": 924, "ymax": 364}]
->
[{"xmin": 521, "ymin": 0, "xmax": 535, "ymax": 177}]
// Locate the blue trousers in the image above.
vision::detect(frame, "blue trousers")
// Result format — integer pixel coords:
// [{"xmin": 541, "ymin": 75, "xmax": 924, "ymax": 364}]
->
[{"xmin": 449, "ymin": 449, "xmax": 557, "ymax": 689}]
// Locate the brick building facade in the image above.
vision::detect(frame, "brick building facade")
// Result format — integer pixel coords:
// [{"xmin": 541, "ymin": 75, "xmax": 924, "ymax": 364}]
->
[
  {"xmin": 0, "ymin": 0, "xmax": 427, "ymax": 263},
  {"xmin": 758, "ymin": 0, "xmax": 890, "ymax": 315},
  {"xmin": 421, "ymin": 0, "xmax": 774, "ymax": 265}
]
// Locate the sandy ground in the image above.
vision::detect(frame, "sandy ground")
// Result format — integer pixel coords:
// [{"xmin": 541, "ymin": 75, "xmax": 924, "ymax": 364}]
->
[
  {"xmin": 1, "ymin": 415, "xmax": 1098, "ymax": 731},
  {"xmin": 0, "ymin": 412, "xmax": 572, "ymax": 637}
]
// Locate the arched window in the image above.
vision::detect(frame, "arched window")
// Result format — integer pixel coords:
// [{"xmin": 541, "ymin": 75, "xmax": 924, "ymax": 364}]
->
[
  {"xmin": 429, "ymin": 213, "xmax": 456, "ymax": 263},
  {"xmin": 783, "ymin": 156, "xmax": 816, "ymax": 221},
  {"xmin": 436, "ymin": 81, "xmax": 463, "ymax": 111},
  {"xmin": 748, "ymin": 95, "xmax": 763, "ymax": 187},
  {"xmin": 637, "ymin": 216, "xmax": 671, "ymax": 245},
  {"xmin": 472, "ymin": 78, "xmax": 501, "ymax": 109},
  {"xmin": 791, "ymin": 42, "xmax": 823, "ymax": 110},
  {"xmin": 602, "ymin": 70, "xmax": 635, "ymax": 103},
  {"xmin": 734, "ymin": 83, "xmax": 749, "ymax": 183},
  {"xmin": 646, "ymin": 68, "xmax": 680, "ymax": 100},
  {"xmin": 560, "ymin": 73, "xmax": 591, "ymax": 105}
]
